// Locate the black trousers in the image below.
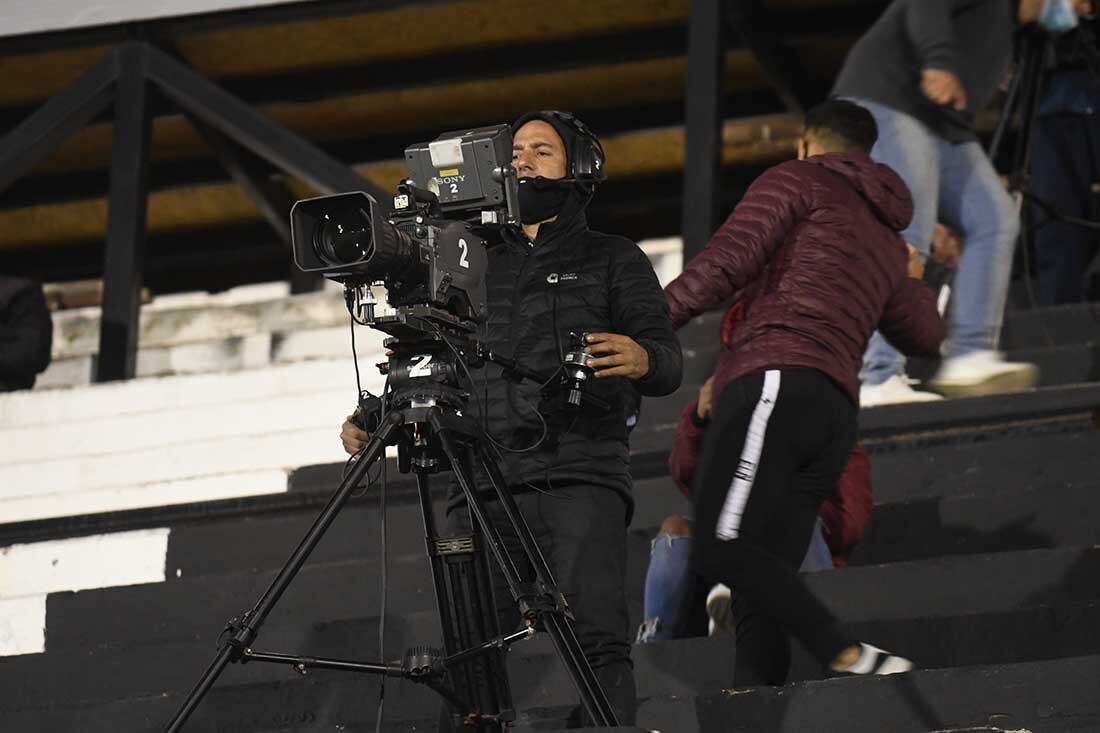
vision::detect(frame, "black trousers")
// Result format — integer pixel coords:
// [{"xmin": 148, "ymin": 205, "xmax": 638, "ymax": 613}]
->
[
  {"xmin": 692, "ymin": 368, "xmax": 857, "ymax": 685},
  {"xmin": 445, "ymin": 484, "xmax": 635, "ymax": 726},
  {"xmin": 1030, "ymin": 109, "xmax": 1100, "ymax": 305}
]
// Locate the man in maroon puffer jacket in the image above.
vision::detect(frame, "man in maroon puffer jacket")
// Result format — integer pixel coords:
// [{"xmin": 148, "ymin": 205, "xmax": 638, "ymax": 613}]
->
[
  {"xmin": 664, "ymin": 100, "xmax": 943, "ymax": 685},
  {"xmin": 667, "ymin": 303, "xmax": 874, "ymax": 568}
]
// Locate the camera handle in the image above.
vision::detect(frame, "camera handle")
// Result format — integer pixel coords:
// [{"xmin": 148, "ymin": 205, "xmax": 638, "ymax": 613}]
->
[{"xmin": 477, "ymin": 344, "xmax": 611, "ymax": 413}]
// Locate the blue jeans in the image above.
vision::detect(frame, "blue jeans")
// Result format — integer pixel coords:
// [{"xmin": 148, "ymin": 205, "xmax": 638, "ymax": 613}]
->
[
  {"xmin": 847, "ymin": 99, "xmax": 1021, "ymax": 385},
  {"xmin": 637, "ymin": 519, "xmax": 833, "ymax": 642}
]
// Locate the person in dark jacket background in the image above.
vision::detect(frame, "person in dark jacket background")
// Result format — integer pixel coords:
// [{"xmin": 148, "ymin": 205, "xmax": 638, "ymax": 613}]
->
[
  {"xmin": 342, "ymin": 110, "xmax": 682, "ymax": 726},
  {"xmin": 0, "ymin": 275, "xmax": 53, "ymax": 392},
  {"xmin": 664, "ymin": 100, "xmax": 943, "ymax": 685},
  {"xmin": 834, "ymin": 0, "xmax": 1092, "ymax": 404}
]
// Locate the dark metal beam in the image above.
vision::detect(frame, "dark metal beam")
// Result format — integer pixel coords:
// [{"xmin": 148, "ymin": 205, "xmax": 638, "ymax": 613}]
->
[
  {"xmin": 681, "ymin": 0, "xmax": 725, "ymax": 266},
  {"xmin": 0, "ymin": 49, "xmax": 117, "ymax": 194},
  {"xmin": 725, "ymin": 0, "xmax": 827, "ymax": 114},
  {"xmin": 143, "ymin": 44, "xmax": 390, "ymax": 201},
  {"xmin": 183, "ymin": 110, "xmax": 322, "ymax": 293},
  {"xmin": 96, "ymin": 43, "xmax": 154, "ymax": 382},
  {"xmin": 185, "ymin": 111, "xmax": 295, "ymax": 245}
]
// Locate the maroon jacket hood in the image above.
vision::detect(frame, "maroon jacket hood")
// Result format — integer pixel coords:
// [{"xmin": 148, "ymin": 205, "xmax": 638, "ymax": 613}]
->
[
  {"xmin": 807, "ymin": 152, "xmax": 913, "ymax": 233},
  {"xmin": 663, "ymin": 150, "xmax": 943, "ymax": 404}
]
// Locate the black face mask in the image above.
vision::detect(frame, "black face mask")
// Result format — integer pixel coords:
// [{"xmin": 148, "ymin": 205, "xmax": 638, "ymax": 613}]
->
[{"xmin": 517, "ymin": 176, "xmax": 572, "ymax": 225}]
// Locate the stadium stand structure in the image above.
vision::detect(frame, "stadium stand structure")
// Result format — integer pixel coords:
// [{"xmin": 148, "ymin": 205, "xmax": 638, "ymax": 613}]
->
[
  {"xmin": 2, "ymin": 1, "xmax": 1098, "ymax": 730},
  {"xmin": 1, "ymin": 293, "xmax": 1098, "ymax": 731}
]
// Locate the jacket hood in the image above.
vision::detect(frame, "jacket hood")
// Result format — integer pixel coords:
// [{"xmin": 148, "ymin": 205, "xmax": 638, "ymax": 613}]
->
[{"xmin": 808, "ymin": 152, "xmax": 913, "ymax": 232}]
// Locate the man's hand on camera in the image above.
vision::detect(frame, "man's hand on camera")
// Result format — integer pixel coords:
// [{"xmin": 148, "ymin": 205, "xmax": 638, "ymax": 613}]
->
[
  {"xmin": 585, "ymin": 332, "xmax": 651, "ymax": 380},
  {"xmin": 341, "ymin": 415, "xmax": 371, "ymax": 457},
  {"xmin": 921, "ymin": 68, "xmax": 967, "ymax": 111}
]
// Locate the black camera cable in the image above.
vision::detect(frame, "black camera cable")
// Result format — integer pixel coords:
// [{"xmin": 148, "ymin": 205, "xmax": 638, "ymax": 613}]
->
[
  {"xmin": 344, "ymin": 287, "xmax": 387, "ymax": 492},
  {"xmin": 428, "ymin": 322, "xmax": 551, "ymax": 456},
  {"xmin": 343, "ymin": 292, "xmax": 393, "ymax": 731}
]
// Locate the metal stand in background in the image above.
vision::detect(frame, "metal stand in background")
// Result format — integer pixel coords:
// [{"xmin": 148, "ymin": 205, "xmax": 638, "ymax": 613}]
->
[
  {"xmin": 989, "ymin": 26, "xmax": 1100, "ymax": 310},
  {"xmin": 0, "ymin": 40, "xmax": 384, "ymax": 381},
  {"xmin": 162, "ymin": 308, "xmax": 620, "ymax": 732}
]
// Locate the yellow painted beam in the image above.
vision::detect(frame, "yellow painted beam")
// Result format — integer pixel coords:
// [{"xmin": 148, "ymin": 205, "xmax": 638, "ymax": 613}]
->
[
  {"xmin": 0, "ymin": 0, "xmax": 688, "ymax": 107},
  {"xmin": 176, "ymin": 0, "xmax": 690, "ymax": 78},
  {"xmin": 0, "ymin": 116, "xmax": 802, "ymax": 251},
  {"xmin": 27, "ymin": 43, "xmax": 834, "ymax": 176}
]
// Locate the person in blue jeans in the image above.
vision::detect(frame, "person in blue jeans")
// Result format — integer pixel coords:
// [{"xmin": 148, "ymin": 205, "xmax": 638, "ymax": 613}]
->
[{"xmin": 833, "ymin": 0, "xmax": 1093, "ymax": 405}]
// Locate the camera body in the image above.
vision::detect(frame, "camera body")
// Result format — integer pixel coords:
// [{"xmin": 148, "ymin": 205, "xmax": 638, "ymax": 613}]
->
[{"xmin": 289, "ymin": 124, "xmax": 520, "ymax": 327}]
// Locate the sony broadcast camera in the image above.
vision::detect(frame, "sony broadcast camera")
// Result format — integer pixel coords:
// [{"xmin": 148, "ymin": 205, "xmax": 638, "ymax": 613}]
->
[{"xmin": 290, "ymin": 124, "xmax": 521, "ymax": 332}]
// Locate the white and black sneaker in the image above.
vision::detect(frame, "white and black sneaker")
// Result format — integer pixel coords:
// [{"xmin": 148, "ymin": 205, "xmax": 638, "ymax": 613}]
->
[
  {"xmin": 705, "ymin": 583, "xmax": 735, "ymax": 637},
  {"xmin": 839, "ymin": 643, "xmax": 913, "ymax": 676}
]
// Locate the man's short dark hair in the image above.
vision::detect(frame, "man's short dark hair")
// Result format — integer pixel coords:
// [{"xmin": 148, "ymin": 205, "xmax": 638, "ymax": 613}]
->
[{"xmin": 804, "ymin": 100, "xmax": 878, "ymax": 153}]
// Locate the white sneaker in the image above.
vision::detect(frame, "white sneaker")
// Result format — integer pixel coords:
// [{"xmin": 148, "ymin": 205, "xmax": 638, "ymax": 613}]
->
[
  {"xmin": 705, "ymin": 583, "xmax": 735, "ymax": 637},
  {"xmin": 929, "ymin": 350, "xmax": 1039, "ymax": 398},
  {"xmin": 838, "ymin": 642, "xmax": 914, "ymax": 676},
  {"xmin": 860, "ymin": 374, "xmax": 943, "ymax": 407}
]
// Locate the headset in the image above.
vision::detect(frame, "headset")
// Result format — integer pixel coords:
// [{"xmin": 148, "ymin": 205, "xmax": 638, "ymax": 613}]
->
[{"xmin": 514, "ymin": 110, "xmax": 607, "ymax": 190}]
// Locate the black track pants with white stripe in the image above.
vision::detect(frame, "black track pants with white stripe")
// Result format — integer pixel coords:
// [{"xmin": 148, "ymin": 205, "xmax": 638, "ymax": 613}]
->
[{"xmin": 691, "ymin": 368, "xmax": 858, "ymax": 685}]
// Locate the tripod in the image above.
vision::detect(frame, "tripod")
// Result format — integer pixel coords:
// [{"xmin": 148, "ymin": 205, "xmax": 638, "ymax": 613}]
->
[
  {"xmin": 163, "ymin": 305, "xmax": 620, "ymax": 732},
  {"xmin": 989, "ymin": 24, "xmax": 1100, "ymax": 308}
]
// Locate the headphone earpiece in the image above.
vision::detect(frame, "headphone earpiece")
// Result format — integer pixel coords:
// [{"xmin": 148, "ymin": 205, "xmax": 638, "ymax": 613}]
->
[{"xmin": 540, "ymin": 110, "xmax": 607, "ymax": 188}]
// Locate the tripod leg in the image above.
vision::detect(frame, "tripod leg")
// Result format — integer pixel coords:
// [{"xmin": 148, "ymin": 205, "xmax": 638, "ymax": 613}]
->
[
  {"xmin": 425, "ymin": 409, "xmax": 619, "ymax": 727},
  {"xmin": 469, "ymin": 440, "xmax": 620, "ymax": 727},
  {"xmin": 989, "ymin": 49, "xmax": 1028, "ymax": 160},
  {"xmin": 163, "ymin": 411, "xmax": 404, "ymax": 733},
  {"xmin": 415, "ymin": 471, "xmax": 513, "ymax": 731}
]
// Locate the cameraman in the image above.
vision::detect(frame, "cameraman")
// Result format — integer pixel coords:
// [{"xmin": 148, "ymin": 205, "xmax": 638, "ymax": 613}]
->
[{"xmin": 341, "ymin": 110, "xmax": 682, "ymax": 725}]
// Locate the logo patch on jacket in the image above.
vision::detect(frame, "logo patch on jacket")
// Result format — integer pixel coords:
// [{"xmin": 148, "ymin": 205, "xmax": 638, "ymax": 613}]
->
[{"xmin": 546, "ymin": 272, "xmax": 579, "ymax": 284}]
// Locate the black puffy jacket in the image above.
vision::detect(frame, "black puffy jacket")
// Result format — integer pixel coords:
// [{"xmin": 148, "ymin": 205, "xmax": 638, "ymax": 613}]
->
[
  {"xmin": 454, "ymin": 193, "xmax": 682, "ymax": 516},
  {"xmin": 0, "ymin": 276, "xmax": 53, "ymax": 392}
]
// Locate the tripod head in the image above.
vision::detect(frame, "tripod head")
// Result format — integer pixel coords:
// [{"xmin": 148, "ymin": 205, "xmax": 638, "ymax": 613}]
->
[{"xmin": 349, "ymin": 299, "xmax": 612, "ymax": 476}]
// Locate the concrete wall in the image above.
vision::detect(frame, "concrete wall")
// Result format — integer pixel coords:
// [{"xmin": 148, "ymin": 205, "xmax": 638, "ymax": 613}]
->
[{"xmin": 0, "ymin": 0, "xmax": 305, "ymax": 38}]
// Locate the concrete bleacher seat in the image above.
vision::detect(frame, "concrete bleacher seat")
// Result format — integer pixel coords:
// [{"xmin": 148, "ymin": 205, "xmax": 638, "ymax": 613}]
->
[
  {"xmin": 2, "ymin": 264, "xmax": 1099, "ymax": 729},
  {"xmin": 2, "ymin": 388, "xmax": 1098, "ymax": 730}
]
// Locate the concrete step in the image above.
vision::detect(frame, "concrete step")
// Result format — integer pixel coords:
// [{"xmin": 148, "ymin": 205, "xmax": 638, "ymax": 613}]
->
[
  {"xmin": 698, "ymin": 654, "xmax": 1100, "ymax": 733},
  {"xmin": 0, "ymin": 672, "xmax": 691, "ymax": 733},
  {"xmin": 789, "ymin": 598, "xmax": 1100, "ymax": 683},
  {"xmin": 852, "ymin": 481, "xmax": 1100, "ymax": 565},
  {"xmin": 47, "ymin": 285, "xmax": 350, "ymax": 361},
  {"xmin": 1016, "ymin": 341, "xmax": 1100, "ymax": 388},
  {"xmin": 865, "ymin": 426, "xmax": 1100, "ymax": 504},
  {"xmin": 44, "ymin": 543, "xmax": 1100, "ymax": 654},
  {"xmin": 0, "ymin": 621, "xmax": 729, "ymax": 713},
  {"xmin": 0, "ymin": 356, "xmax": 389, "ymax": 523},
  {"xmin": 0, "ymin": 358, "xmax": 372, "ymax": 429},
  {"xmin": 1002, "ymin": 302, "xmax": 1100, "ymax": 350},
  {"xmin": 7, "ymin": 641, "xmax": 1097, "ymax": 732},
  {"xmin": 158, "ymin": 471, "xmax": 1100, "ymax": 582},
  {"xmin": 0, "ymin": 427, "xmax": 333, "ymax": 510}
]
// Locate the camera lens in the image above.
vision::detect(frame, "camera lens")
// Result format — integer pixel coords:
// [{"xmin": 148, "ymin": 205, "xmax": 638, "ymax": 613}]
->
[{"xmin": 313, "ymin": 206, "xmax": 375, "ymax": 266}]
